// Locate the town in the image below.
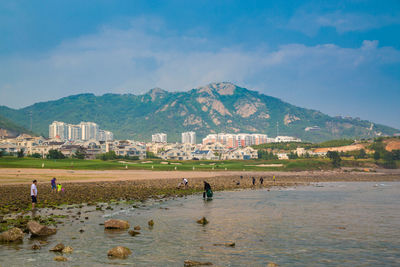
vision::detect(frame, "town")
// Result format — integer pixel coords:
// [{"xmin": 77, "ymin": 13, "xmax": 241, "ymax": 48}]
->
[{"xmin": 0, "ymin": 120, "xmax": 320, "ymax": 161}]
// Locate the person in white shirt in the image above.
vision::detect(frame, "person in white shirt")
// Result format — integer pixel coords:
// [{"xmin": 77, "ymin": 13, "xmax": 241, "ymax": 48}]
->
[
  {"xmin": 183, "ymin": 178, "xmax": 188, "ymax": 188},
  {"xmin": 31, "ymin": 180, "xmax": 38, "ymax": 210}
]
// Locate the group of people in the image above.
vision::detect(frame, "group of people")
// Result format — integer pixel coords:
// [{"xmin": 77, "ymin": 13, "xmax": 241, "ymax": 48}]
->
[
  {"xmin": 51, "ymin": 177, "xmax": 64, "ymax": 193},
  {"xmin": 177, "ymin": 178, "xmax": 213, "ymax": 199},
  {"xmin": 30, "ymin": 177, "xmax": 65, "ymax": 210}
]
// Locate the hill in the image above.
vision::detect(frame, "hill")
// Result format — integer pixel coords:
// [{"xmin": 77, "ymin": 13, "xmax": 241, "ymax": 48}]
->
[
  {"xmin": 0, "ymin": 82, "xmax": 397, "ymax": 142},
  {"xmin": 0, "ymin": 114, "xmax": 32, "ymax": 137}
]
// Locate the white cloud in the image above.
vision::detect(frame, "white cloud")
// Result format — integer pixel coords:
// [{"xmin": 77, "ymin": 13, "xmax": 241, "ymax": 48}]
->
[
  {"xmin": 0, "ymin": 18, "xmax": 399, "ymax": 128},
  {"xmin": 287, "ymin": 11, "xmax": 400, "ymax": 35}
]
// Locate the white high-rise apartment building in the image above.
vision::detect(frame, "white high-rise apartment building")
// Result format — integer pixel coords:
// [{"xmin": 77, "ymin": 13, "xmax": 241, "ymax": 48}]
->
[
  {"xmin": 152, "ymin": 133, "xmax": 167, "ymax": 143},
  {"xmin": 68, "ymin": 125, "xmax": 81, "ymax": 141},
  {"xmin": 49, "ymin": 121, "xmax": 68, "ymax": 140},
  {"xmin": 80, "ymin": 122, "xmax": 99, "ymax": 141},
  {"xmin": 49, "ymin": 121, "xmax": 113, "ymax": 141},
  {"xmin": 99, "ymin": 130, "xmax": 114, "ymax": 141},
  {"xmin": 182, "ymin": 131, "xmax": 196, "ymax": 144}
]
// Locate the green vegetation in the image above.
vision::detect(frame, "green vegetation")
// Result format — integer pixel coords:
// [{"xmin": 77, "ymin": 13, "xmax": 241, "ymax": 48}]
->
[
  {"xmin": 0, "ymin": 114, "xmax": 33, "ymax": 136},
  {"xmin": 327, "ymin": 151, "xmax": 342, "ymax": 168},
  {"xmin": 253, "ymin": 139, "xmax": 355, "ymax": 151},
  {"xmin": 0, "ymin": 156, "xmax": 380, "ymax": 172},
  {"xmin": 47, "ymin": 149, "xmax": 65, "ymax": 159}
]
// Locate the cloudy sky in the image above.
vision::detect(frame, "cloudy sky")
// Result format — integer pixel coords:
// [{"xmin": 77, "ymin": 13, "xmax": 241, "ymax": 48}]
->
[{"xmin": 0, "ymin": 0, "xmax": 399, "ymax": 128}]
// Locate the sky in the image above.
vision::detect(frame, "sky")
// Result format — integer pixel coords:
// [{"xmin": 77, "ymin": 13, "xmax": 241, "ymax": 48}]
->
[{"xmin": 0, "ymin": 0, "xmax": 399, "ymax": 129}]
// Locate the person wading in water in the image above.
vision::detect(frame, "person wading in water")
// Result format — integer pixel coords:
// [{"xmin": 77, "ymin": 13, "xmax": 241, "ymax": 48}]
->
[{"xmin": 203, "ymin": 181, "xmax": 213, "ymax": 199}]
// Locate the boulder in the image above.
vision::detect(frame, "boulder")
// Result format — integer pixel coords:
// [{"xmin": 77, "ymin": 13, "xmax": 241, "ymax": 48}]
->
[
  {"xmin": 196, "ymin": 217, "xmax": 209, "ymax": 225},
  {"xmin": 184, "ymin": 260, "xmax": 213, "ymax": 266},
  {"xmin": 32, "ymin": 244, "xmax": 41, "ymax": 250},
  {"xmin": 54, "ymin": 256, "xmax": 67, "ymax": 262},
  {"xmin": 0, "ymin": 227, "xmax": 24, "ymax": 242},
  {"xmin": 134, "ymin": 225, "xmax": 141, "ymax": 230},
  {"xmin": 128, "ymin": 230, "xmax": 140, "ymax": 236},
  {"xmin": 148, "ymin": 220, "xmax": 154, "ymax": 227},
  {"xmin": 50, "ymin": 243, "xmax": 65, "ymax": 252},
  {"xmin": 107, "ymin": 246, "xmax": 132, "ymax": 259},
  {"xmin": 267, "ymin": 263, "xmax": 279, "ymax": 267},
  {"xmin": 104, "ymin": 219, "xmax": 130, "ymax": 229},
  {"xmin": 62, "ymin": 246, "xmax": 73, "ymax": 253},
  {"xmin": 27, "ymin": 221, "xmax": 57, "ymax": 236}
]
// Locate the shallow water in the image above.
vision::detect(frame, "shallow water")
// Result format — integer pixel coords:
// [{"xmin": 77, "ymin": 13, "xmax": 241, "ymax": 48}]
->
[{"xmin": 1, "ymin": 182, "xmax": 400, "ymax": 266}]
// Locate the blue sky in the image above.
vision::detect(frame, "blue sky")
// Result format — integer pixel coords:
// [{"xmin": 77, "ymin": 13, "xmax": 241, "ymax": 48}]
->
[{"xmin": 0, "ymin": 0, "xmax": 399, "ymax": 129}]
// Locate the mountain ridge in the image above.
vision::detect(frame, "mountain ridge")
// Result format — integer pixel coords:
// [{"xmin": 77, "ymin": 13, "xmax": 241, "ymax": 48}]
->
[{"xmin": 0, "ymin": 82, "xmax": 397, "ymax": 142}]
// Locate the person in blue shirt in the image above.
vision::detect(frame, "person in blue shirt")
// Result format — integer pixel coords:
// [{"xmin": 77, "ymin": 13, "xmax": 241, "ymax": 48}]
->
[{"xmin": 51, "ymin": 177, "xmax": 57, "ymax": 193}]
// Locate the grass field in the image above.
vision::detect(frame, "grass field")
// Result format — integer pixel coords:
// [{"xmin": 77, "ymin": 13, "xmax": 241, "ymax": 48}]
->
[{"xmin": 0, "ymin": 156, "xmax": 343, "ymax": 171}]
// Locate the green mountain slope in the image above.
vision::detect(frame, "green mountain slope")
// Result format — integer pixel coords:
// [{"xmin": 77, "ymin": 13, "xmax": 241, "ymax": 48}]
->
[
  {"xmin": 0, "ymin": 82, "xmax": 397, "ymax": 142},
  {"xmin": 0, "ymin": 114, "xmax": 32, "ymax": 136}
]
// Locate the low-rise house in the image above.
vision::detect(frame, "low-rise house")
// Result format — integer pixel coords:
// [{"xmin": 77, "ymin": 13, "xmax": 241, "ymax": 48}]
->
[
  {"xmin": 114, "ymin": 141, "xmax": 146, "ymax": 159},
  {"xmin": 191, "ymin": 150, "xmax": 218, "ymax": 160},
  {"xmin": 221, "ymin": 147, "xmax": 258, "ymax": 160},
  {"xmin": 0, "ymin": 142, "xmax": 19, "ymax": 155},
  {"xmin": 160, "ymin": 148, "xmax": 190, "ymax": 160}
]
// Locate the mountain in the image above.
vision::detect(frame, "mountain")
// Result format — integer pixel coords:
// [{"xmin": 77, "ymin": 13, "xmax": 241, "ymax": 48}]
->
[
  {"xmin": 0, "ymin": 82, "xmax": 398, "ymax": 142},
  {"xmin": 0, "ymin": 114, "xmax": 32, "ymax": 137}
]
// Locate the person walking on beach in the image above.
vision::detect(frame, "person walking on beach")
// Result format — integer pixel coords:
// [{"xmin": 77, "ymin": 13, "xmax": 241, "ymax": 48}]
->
[
  {"xmin": 252, "ymin": 177, "xmax": 256, "ymax": 185},
  {"xmin": 203, "ymin": 181, "xmax": 213, "ymax": 199},
  {"xmin": 31, "ymin": 180, "xmax": 38, "ymax": 210},
  {"xmin": 51, "ymin": 177, "xmax": 57, "ymax": 193},
  {"xmin": 260, "ymin": 177, "xmax": 264, "ymax": 185},
  {"xmin": 273, "ymin": 175, "xmax": 276, "ymax": 184},
  {"xmin": 57, "ymin": 183, "xmax": 62, "ymax": 193}
]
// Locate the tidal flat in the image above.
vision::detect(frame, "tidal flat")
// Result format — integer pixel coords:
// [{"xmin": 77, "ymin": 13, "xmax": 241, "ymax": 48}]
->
[{"xmin": 0, "ymin": 182, "xmax": 399, "ymax": 266}]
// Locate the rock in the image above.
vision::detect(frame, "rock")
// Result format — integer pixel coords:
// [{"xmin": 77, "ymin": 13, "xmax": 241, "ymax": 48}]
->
[
  {"xmin": 62, "ymin": 246, "xmax": 73, "ymax": 253},
  {"xmin": 50, "ymin": 243, "xmax": 65, "ymax": 252},
  {"xmin": 184, "ymin": 260, "xmax": 213, "ymax": 266},
  {"xmin": 104, "ymin": 219, "xmax": 130, "ymax": 229},
  {"xmin": 27, "ymin": 221, "xmax": 57, "ymax": 236},
  {"xmin": 196, "ymin": 217, "xmax": 209, "ymax": 225},
  {"xmin": 39, "ymin": 240, "xmax": 49, "ymax": 245},
  {"xmin": 134, "ymin": 225, "xmax": 141, "ymax": 230},
  {"xmin": 107, "ymin": 246, "xmax": 132, "ymax": 259},
  {"xmin": 267, "ymin": 263, "xmax": 279, "ymax": 267},
  {"xmin": 148, "ymin": 220, "xmax": 154, "ymax": 227},
  {"xmin": 0, "ymin": 227, "xmax": 24, "ymax": 242},
  {"xmin": 128, "ymin": 230, "xmax": 140, "ymax": 236},
  {"xmin": 79, "ymin": 229, "xmax": 84, "ymax": 233},
  {"xmin": 32, "ymin": 244, "xmax": 41, "ymax": 250},
  {"xmin": 54, "ymin": 256, "xmax": 67, "ymax": 262},
  {"xmin": 213, "ymin": 242, "xmax": 235, "ymax": 247}
]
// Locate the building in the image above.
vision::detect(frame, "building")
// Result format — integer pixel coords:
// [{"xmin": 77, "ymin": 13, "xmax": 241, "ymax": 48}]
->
[
  {"xmin": 80, "ymin": 122, "xmax": 99, "ymax": 141},
  {"xmin": 274, "ymin": 136, "xmax": 301, "ymax": 143},
  {"xmin": 67, "ymin": 125, "xmax": 82, "ymax": 141},
  {"xmin": 48, "ymin": 121, "xmax": 113, "ymax": 142},
  {"xmin": 221, "ymin": 147, "xmax": 258, "ymax": 160},
  {"xmin": 182, "ymin": 131, "xmax": 196, "ymax": 144},
  {"xmin": 49, "ymin": 121, "xmax": 68, "ymax": 140},
  {"xmin": 152, "ymin": 133, "xmax": 167, "ymax": 143},
  {"xmin": 98, "ymin": 130, "xmax": 114, "ymax": 141},
  {"xmin": 202, "ymin": 133, "xmax": 268, "ymax": 148}
]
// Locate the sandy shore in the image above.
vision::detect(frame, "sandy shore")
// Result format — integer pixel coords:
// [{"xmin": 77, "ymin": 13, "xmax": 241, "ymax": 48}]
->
[{"xmin": 1, "ymin": 167, "xmax": 400, "ymax": 185}]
